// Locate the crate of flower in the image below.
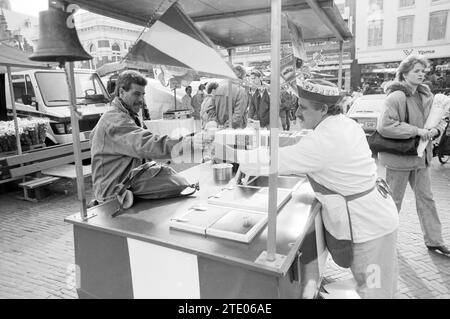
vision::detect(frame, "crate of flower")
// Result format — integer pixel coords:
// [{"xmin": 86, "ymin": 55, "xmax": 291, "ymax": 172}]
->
[{"xmin": 0, "ymin": 117, "xmax": 49, "ymax": 153}]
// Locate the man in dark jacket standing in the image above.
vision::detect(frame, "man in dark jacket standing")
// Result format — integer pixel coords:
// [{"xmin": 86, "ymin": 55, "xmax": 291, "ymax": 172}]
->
[{"xmin": 248, "ymin": 69, "xmax": 270, "ymax": 128}]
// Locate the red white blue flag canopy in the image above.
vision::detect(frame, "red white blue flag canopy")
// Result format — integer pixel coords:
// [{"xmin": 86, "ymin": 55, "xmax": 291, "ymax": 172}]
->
[{"xmin": 126, "ymin": 2, "xmax": 237, "ymax": 80}]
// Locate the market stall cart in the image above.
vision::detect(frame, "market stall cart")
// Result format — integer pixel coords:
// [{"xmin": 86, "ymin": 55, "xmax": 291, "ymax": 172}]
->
[{"xmin": 65, "ymin": 162, "xmax": 327, "ymax": 299}]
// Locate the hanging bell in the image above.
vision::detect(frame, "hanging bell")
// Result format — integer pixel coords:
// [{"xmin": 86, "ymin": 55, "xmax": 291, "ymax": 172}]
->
[{"xmin": 29, "ymin": 7, "xmax": 92, "ymax": 63}]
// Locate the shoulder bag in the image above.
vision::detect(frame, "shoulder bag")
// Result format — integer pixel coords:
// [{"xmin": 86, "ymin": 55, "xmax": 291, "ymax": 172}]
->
[{"xmin": 367, "ymin": 103, "xmax": 420, "ymax": 156}]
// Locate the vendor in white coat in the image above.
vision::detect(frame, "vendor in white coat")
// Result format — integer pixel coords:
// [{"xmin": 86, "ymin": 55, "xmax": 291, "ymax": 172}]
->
[{"xmin": 218, "ymin": 79, "xmax": 400, "ymax": 299}]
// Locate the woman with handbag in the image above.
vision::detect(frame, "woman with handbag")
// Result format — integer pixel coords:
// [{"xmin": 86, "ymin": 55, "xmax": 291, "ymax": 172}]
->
[
  {"xmin": 377, "ymin": 54, "xmax": 450, "ymax": 256},
  {"xmin": 217, "ymin": 79, "xmax": 400, "ymax": 298}
]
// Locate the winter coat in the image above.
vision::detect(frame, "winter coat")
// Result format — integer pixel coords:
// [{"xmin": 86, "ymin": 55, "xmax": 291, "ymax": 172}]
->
[
  {"xmin": 280, "ymin": 90, "xmax": 297, "ymax": 118},
  {"xmin": 214, "ymin": 81, "xmax": 249, "ymax": 129},
  {"xmin": 199, "ymin": 95, "xmax": 217, "ymax": 129},
  {"xmin": 377, "ymin": 81, "xmax": 438, "ymax": 170},
  {"xmin": 191, "ymin": 92, "xmax": 204, "ymax": 120}
]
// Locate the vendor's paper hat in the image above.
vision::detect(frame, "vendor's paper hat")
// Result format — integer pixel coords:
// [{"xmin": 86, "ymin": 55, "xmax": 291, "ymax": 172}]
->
[{"xmin": 297, "ymin": 79, "xmax": 343, "ymax": 104}]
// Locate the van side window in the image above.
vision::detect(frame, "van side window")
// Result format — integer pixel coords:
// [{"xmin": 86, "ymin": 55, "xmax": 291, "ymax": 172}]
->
[
  {"xmin": 12, "ymin": 75, "xmax": 36, "ymax": 106},
  {"xmin": 25, "ymin": 75, "xmax": 36, "ymax": 98},
  {"xmin": 12, "ymin": 75, "xmax": 25, "ymax": 103}
]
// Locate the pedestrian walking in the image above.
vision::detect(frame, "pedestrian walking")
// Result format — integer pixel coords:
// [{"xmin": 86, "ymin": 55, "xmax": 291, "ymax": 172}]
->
[{"xmin": 377, "ymin": 54, "xmax": 450, "ymax": 256}]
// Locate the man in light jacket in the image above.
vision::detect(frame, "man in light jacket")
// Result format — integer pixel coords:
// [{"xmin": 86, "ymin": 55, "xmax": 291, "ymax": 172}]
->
[
  {"xmin": 90, "ymin": 70, "xmax": 188, "ymax": 203},
  {"xmin": 214, "ymin": 65, "xmax": 249, "ymax": 129}
]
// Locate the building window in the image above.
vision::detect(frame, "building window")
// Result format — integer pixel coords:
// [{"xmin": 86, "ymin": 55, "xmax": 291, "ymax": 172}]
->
[
  {"xmin": 124, "ymin": 42, "xmax": 127, "ymax": 49},
  {"xmin": 368, "ymin": 20, "xmax": 384, "ymax": 47},
  {"xmin": 112, "ymin": 43, "xmax": 121, "ymax": 51},
  {"xmin": 397, "ymin": 16, "xmax": 414, "ymax": 43},
  {"xmin": 98, "ymin": 40, "xmax": 110, "ymax": 48},
  {"xmin": 428, "ymin": 10, "xmax": 448, "ymax": 40},
  {"xmin": 88, "ymin": 43, "xmax": 96, "ymax": 53},
  {"xmin": 369, "ymin": 0, "xmax": 383, "ymax": 11},
  {"xmin": 399, "ymin": 0, "xmax": 415, "ymax": 7}
]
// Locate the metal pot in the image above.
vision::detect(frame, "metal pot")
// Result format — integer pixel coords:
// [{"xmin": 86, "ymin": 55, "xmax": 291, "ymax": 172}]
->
[{"xmin": 212, "ymin": 163, "xmax": 233, "ymax": 181}]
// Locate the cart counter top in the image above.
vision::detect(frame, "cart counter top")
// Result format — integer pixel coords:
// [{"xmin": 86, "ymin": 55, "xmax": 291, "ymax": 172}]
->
[{"xmin": 65, "ymin": 162, "xmax": 320, "ymax": 277}]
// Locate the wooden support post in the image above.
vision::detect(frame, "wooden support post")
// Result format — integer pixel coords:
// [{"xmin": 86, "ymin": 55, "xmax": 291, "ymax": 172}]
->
[
  {"xmin": 6, "ymin": 66, "xmax": 22, "ymax": 155},
  {"xmin": 338, "ymin": 40, "xmax": 344, "ymax": 90},
  {"xmin": 65, "ymin": 62, "xmax": 87, "ymax": 219},
  {"xmin": 267, "ymin": 0, "xmax": 281, "ymax": 261}
]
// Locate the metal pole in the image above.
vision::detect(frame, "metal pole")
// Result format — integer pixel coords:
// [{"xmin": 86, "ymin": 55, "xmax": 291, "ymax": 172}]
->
[
  {"xmin": 267, "ymin": 0, "xmax": 281, "ymax": 261},
  {"xmin": 227, "ymin": 48, "xmax": 234, "ymax": 129},
  {"xmin": 338, "ymin": 40, "xmax": 343, "ymax": 90},
  {"xmin": 174, "ymin": 88, "xmax": 177, "ymax": 110},
  {"xmin": 6, "ymin": 66, "xmax": 22, "ymax": 155},
  {"xmin": 65, "ymin": 61, "xmax": 87, "ymax": 219}
]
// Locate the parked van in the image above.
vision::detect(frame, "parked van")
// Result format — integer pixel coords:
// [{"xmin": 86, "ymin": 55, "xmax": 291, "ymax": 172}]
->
[{"xmin": 5, "ymin": 68, "xmax": 111, "ymax": 145}]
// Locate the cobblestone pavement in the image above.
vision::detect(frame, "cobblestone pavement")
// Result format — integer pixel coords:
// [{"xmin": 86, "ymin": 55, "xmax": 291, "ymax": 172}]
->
[{"xmin": 1, "ymin": 160, "xmax": 449, "ymax": 299}]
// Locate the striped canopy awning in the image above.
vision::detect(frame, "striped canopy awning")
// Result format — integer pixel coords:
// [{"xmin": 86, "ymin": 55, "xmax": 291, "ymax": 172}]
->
[
  {"xmin": 125, "ymin": 2, "xmax": 237, "ymax": 80},
  {"xmin": 0, "ymin": 43, "xmax": 55, "ymax": 73}
]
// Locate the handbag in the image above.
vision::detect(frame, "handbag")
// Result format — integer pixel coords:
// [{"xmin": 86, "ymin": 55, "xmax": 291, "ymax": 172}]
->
[{"xmin": 368, "ymin": 103, "xmax": 420, "ymax": 156}]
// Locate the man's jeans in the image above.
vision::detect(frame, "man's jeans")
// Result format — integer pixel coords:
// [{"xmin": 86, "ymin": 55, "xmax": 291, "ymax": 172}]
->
[{"xmin": 385, "ymin": 167, "xmax": 444, "ymax": 247}]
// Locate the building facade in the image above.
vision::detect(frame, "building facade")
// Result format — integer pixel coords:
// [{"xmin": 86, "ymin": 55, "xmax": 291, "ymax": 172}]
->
[
  {"xmin": 74, "ymin": 11, "xmax": 143, "ymax": 70},
  {"xmin": 0, "ymin": 0, "xmax": 38, "ymax": 53},
  {"xmin": 356, "ymin": 0, "xmax": 450, "ymax": 93}
]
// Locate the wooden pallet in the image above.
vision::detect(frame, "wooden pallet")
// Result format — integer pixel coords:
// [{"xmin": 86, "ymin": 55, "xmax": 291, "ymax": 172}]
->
[
  {"xmin": 1, "ymin": 140, "xmax": 91, "ymax": 201},
  {"xmin": 18, "ymin": 176, "xmax": 62, "ymax": 202}
]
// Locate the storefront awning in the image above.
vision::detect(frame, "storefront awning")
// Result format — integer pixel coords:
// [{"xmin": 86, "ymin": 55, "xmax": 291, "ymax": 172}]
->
[
  {"xmin": 437, "ymin": 64, "xmax": 450, "ymax": 71},
  {"xmin": 368, "ymin": 68, "xmax": 397, "ymax": 74}
]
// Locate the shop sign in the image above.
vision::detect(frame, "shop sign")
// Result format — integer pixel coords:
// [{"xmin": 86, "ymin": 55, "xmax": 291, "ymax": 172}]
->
[
  {"xmin": 357, "ymin": 44, "xmax": 450, "ymax": 64},
  {"xmin": 403, "ymin": 49, "xmax": 436, "ymax": 57}
]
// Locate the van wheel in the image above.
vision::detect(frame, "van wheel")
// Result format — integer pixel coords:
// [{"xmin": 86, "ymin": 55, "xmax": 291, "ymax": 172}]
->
[{"xmin": 45, "ymin": 138, "xmax": 56, "ymax": 147}]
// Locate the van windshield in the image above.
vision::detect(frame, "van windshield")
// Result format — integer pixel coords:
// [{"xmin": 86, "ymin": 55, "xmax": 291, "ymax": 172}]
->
[{"xmin": 35, "ymin": 71, "xmax": 110, "ymax": 107}]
